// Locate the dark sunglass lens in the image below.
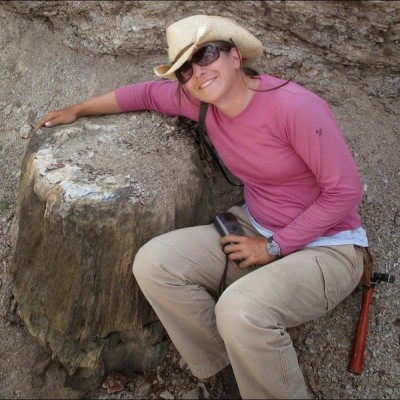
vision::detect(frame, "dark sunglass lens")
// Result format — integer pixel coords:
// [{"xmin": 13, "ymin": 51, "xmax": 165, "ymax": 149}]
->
[
  {"xmin": 176, "ymin": 61, "xmax": 193, "ymax": 83},
  {"xmin": 193, "ymin": 44, "xmax": 220, "ymax": 66},
  {"xmin": 179, "ymin": 61, "xmax": 192, "ymax": 73},
  {"xmin": 176, "ymin": 43, "xmax": 224, "ymax": 83}
]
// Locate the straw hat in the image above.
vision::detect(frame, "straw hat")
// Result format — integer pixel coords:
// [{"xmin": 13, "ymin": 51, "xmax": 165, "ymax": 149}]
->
[{"xmin": 154, "ymin": 15, "xmax": 263, "ymax": 80}]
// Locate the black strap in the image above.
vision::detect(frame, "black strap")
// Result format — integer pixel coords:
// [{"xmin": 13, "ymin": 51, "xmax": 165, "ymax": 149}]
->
[
  {"xmin": 198, "ymin": 102, "xmax": 243, "ymax": 187},
  {"xmin": 199, "ymin": 101, "xmax": 209, "ymax": 129},
  {"xmin": 218, "ymin": 254, "xmax": 229, "ymax": 298}
]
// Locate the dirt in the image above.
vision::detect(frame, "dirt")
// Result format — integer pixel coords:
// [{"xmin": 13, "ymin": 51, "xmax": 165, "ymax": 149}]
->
[{"xmin": 0, "ymin": 8, "xmax": 399, "ymax": 400}]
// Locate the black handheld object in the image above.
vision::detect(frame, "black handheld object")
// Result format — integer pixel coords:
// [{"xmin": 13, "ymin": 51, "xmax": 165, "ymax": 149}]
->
[
  {"xmin": 213, "ymin": 212, "xmax": 246, "ymax": 297},
  {"xmin": 213, "ymin": 212, "xmax": 246, "ymax": 237}
]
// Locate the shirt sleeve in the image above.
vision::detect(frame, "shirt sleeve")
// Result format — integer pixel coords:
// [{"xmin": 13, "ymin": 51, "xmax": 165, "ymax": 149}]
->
[
  {"xmin": 274, "ymin": 92, "xmax": 363, "ymax": 255},
  {"xmin": 115, "ymin": 80, "xmax": 199, "ymax": 121}
]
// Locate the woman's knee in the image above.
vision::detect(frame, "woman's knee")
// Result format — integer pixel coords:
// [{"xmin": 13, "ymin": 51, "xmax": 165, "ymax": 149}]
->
[
  {"xmin": 215, "ymin": 290, "xmax": 242, "ymax": 336},
  {"xmin": 215, "ymin": 286, "xmax": 292, "ymax": 353},
  {"xmin": 132, "ymin": 238, "xmax": 164, "ymax": 284},
  {"xmin": 215, "ymin": 288, "xmax": 276, "ymax": 341}
]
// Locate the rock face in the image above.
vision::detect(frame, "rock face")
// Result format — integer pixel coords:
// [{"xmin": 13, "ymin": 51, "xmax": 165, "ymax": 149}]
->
[
  {"xmin": 10, "ymin": 113, "xmax": 221, "ymax": 388},
  {"xmin": 3, "ymin": 1, "xmax": 399, "ymax": 99},
  {"xmin": 4, "ymin": 0, "xmax": 399, "ymax": 392}
]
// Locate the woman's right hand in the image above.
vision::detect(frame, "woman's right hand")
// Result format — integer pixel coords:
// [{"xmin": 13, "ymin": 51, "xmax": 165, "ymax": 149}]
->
[
  {"xmin": 33, "ymin": 91, "xmax": 121, "ymax": 132},
  {"xmin": 33, "ymin": 106, "xmax": 79, "ymax": 131}
]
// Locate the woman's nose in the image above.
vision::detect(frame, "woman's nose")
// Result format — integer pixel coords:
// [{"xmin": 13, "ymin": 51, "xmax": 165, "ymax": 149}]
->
[{"xmin": 192, "ymin": 63, "xmax": 207, "ymax": 78}]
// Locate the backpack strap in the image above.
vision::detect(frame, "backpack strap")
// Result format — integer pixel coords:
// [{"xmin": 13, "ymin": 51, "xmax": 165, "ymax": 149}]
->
[
  {"xmin": 199, "ymin": 101, "xmax": 209, "ymax": 133},
  {"xmin": 198, "ymin": 102, "xmax": 243, "ymax": 187}
]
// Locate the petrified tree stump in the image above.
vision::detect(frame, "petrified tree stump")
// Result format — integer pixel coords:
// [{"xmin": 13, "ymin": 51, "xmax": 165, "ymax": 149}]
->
[{"xmin": 9, "ymin": 112, "xmax": 224, "ymax": 388}]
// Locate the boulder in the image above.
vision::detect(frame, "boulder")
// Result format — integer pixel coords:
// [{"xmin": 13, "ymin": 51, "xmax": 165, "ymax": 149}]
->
[{"xmin": 9, "ymin": 112, "xmax": 239, "ymax": 388}]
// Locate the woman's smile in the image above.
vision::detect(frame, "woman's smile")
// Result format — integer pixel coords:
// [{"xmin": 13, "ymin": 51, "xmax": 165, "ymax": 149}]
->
[{"xmin": 199, "ymin": 77, "xmax": 217, "ymax": 89}]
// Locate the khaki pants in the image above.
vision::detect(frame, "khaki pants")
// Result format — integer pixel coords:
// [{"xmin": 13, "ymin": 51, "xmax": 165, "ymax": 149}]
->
[{"xmin": 133, "ymin": 206, "xmax": 364, "ymax": 399}]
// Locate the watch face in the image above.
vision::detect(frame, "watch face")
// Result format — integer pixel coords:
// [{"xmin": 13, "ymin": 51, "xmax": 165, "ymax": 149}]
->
[{"xmin": 267, "ymin": 240, "xmax": 280, "ymax": 256}]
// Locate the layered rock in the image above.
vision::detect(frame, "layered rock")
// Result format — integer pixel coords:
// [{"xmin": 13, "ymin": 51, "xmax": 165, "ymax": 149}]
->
[
  {"xmin": 3, "ymin": 0, "xmax": 399, "ymax": 98},
  {"xmin": 9, "ymin": 113, "xmax": 221, "ymax": 388}
]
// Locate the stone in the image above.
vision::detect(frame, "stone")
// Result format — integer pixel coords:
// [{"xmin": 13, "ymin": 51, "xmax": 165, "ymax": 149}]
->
[{"xmin": 9, "ymin": 112, "xmax": 229, "ymax": 389}]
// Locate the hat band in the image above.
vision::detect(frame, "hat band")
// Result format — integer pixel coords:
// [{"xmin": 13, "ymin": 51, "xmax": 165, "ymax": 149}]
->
[{"xmin": 172, "ymin": 42, "xmax": 195, "ymax": 64}]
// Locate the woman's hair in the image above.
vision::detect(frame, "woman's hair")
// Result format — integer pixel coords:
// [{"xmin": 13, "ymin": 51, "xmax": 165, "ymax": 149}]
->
[{"xmin": 242, "ymin": 67, "xmax": 260, "ymax": 77}]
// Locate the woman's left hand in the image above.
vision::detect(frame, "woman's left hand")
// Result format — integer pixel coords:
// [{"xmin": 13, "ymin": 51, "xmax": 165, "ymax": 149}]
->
[{"xmin": 220, "ymin": 235, "xmax": 276, "ymax": 268}]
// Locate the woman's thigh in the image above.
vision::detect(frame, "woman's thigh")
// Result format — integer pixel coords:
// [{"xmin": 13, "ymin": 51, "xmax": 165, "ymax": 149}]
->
[
  {"xmin": 133, "ymin": 222, "xmax": 251, "ymax": 294},
  {"xmin": 220, "ymin": 245, "xmax": 364, "ymax": 328}
]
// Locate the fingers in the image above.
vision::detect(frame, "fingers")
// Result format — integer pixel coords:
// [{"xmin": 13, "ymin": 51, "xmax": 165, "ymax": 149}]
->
[
  {"xmin": 33, "ymin": 112, "xmax": 59, "ymax": 131},
  {"xmin": 33, "ymin": 118, "xmax": 52, "ymax": 131},
  {"xmin": 220, "ymin": 234, "xmax": 246, "ymax": 246},
  {"xmin": 220, "ymin": 236, "xmax": 273, "ymax": 268},
  {"xmin": 220, "ymin": 236, "xmax": 249, "ymax": 267},
  {"xmin": 33, "ymin": 108, "xmax": 76, "ymax": 131}
]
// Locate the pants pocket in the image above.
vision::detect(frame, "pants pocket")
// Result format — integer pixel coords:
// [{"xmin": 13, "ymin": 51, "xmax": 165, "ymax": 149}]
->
[{"xmin": 316, "ymin": 246, "xmax": 363, "ymax": 311}]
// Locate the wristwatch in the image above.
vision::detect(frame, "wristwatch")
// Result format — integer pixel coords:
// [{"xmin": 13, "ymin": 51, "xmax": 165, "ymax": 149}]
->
[{"xmin": 267, "ymin": 236, "xmax": 281, "ymax": 256}]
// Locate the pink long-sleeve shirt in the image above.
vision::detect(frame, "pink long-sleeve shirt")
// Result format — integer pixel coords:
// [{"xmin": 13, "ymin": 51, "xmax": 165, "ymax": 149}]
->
[{"xmin": 115, "ymin": 75, "xmax": 364, "ymax": 255}]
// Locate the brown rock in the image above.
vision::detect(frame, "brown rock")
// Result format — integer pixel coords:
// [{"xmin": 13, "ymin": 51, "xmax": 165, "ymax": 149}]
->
[{"xmin": 9, "ymin": 114, "xmax": 218, "ymax": 388}]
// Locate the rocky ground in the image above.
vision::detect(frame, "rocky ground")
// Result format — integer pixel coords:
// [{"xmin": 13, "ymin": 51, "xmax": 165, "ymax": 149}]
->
[{"xmin": 0, "ymin": 7, "xmax": 399, "ymax": 400}]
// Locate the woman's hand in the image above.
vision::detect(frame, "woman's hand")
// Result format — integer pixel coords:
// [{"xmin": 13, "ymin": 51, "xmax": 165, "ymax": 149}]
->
[
  {"xmin": 33, "ymin": 90, "xmax": 121, "ymax": 132},
  {"xmin": 220, "ymin": 235, "xmax": 276, "ymax": 268},
  {"xmin": 33, "ymin": 106, "xmax": 79, "ymax": 131}
]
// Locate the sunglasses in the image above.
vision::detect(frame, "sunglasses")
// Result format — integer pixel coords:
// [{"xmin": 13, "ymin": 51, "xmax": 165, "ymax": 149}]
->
[{"xmin": 175, "ymin": 41, "xmax": 233, "ymax": 84}]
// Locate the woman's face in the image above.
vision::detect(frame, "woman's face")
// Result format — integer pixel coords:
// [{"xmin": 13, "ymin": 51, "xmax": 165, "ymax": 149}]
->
[{"xmin": 182, "ymin": 46, "xmax": 242, "ymax": 105}]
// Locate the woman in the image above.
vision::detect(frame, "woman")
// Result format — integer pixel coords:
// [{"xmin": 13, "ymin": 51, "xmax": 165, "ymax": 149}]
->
[{"xmin": 34, "ymin": 15, "xmax": 368, "ymax": 399}]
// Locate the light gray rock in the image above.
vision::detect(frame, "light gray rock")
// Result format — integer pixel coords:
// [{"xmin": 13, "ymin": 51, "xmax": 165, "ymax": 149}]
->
[{"xmin": 3, "ymin": 1, "xmax": 399, "ymax": 99}]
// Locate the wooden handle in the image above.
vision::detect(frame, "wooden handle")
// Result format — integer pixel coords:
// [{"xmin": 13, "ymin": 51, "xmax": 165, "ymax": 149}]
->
[{"xmin": 348, "ymin": 286, "xmax": 374, "ymax": 374}]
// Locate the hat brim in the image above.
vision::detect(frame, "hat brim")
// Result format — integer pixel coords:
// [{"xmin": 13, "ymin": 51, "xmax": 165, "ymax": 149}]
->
[{"xmin": 154, "ymin": 43, "xmax": 197, "ymax": 80}]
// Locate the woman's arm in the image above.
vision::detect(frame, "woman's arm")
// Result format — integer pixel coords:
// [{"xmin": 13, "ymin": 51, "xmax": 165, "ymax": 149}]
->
[
  {"xmin": 274, "ymin": 92, "xmax": 363, "ymax": 255},
  {"xmin": 33, "ymin": 90, "xmax": 121, "ymax": 131},
  {"xmin": 34, "ymin": 81, "xmax": 198, "ymax": 132}
]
